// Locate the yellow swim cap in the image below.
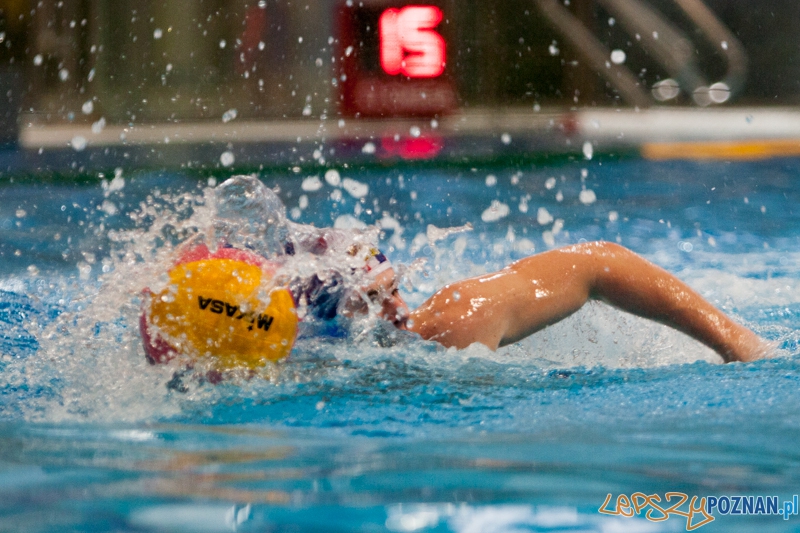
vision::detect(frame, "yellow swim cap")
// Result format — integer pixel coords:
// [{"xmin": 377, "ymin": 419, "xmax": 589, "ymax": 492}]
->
[{"xmin": 141, "ymin": 245, "xmax": 298, "ymax": 369}]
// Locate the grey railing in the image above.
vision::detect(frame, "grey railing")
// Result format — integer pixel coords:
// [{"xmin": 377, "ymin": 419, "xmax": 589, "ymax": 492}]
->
[{"xmin": 534, "ymin": 0, "xmax": 748, "ymax": 106}]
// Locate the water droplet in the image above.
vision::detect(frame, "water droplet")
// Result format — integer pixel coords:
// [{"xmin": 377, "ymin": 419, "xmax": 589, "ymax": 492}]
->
[
  {"xmin": 485, "ymin": 174, "xmax": 497, "ymax": 187},
  {"xmin": 481, "ymin": 200, "xmax": 510, "ymax": 222},
  {"xmin": 453, "ymin": 291, "xmax": 461, "ymax": 301},
  {"xmin": 153, "ymin": 28, "xmax": 162, "ymax": 39},
  {"xmin": 301, "ymin": 176, "xmax": 323, "ymax": 192},
  {"xmin": 101, "ymin": 200, "xmax": 117, "ymax": 216},
  {"xmin": 324, "ymin": 169, "xmax": 341, "ymax": 187},
  {"xmin": 81, "ymin": 100, "xmax": 93, "ymax": 115},
  {"xmin": 220, "ymin": 151, "xmax": 235, "ymax": 167},
  {"xmin": 71, "ymin": 136, "xmax": 87, "ymax": 151},
  {"xmin": 342, "ymin": 178, "xmax": 369, "ymax": 198},
  {"xmin": 579, "ymin": 189, "xmax": 597, "ymax": 205},
  {"xmin": 91, "ymin": 117, "xmax": 106, "ymax": 134},
  {"xmin": 582, "ymin": 142, "xmax": 593, "ymax": 160},
  {"xmin": 33, "ymin": 54, "xmax": 42, "ymax": 66},
  {"xmin": 221, "ymin": 109, "xmax": 238, "ymax": 123},
  {"xmin": 537, "ymin": 207, "xmax": 553, "ymax": 225},
  {"xmin": 610, "ymin": 49, "xmax": 626, "ymax": 65},
  {"xmin": 501, "ymin": 133, "xmax": 511, "ymax": 145}
]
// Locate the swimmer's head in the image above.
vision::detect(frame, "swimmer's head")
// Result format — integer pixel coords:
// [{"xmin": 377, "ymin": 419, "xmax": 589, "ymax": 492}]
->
[
  {"xmin": 365, "ymin": 265, "xmax": 410, "ymax": 328},
  {"xmin": 342, "ymin": 246, "xmax": 409, "ymax": 327},
  {"xmin": 360, "ymin": 247, "xmax": 393, "ymax": 279}
]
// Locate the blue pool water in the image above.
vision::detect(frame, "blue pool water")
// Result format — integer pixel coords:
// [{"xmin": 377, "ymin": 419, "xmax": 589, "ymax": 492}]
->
[{"xmin": 2, "ymin": 157, "xmax": 800, "ymax": 532}]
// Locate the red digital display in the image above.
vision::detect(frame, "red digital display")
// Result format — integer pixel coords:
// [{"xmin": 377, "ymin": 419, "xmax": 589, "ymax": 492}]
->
[
  {"xmin": 336, "ymin": 1, "xmax": 456, "ymax": 117},
  {"xmin": 379, "ymin": 6, "xmax": 445, "ymax": 78}
]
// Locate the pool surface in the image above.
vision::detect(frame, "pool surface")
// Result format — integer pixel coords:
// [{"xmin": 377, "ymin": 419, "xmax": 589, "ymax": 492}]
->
[{"xmin": 2, "ymin": 157, "xmax": 800, "ymax": 532}]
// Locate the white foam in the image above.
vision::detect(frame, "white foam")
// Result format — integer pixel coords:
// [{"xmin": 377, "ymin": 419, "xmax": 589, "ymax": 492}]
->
[{"xmin": 385, "ymin": 503, "xmax": 668, "ymax": 533}]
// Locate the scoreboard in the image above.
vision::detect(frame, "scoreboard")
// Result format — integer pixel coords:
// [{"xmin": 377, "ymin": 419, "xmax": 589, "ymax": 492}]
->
[{"xmin": 336, "ymin": 1, "xmax": 457, "ymax": 117}]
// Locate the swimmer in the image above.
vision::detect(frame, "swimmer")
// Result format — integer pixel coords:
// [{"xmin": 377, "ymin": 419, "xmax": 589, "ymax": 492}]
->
[
  {"xmin": 364, "ymin": 240, "xmax": 770, "ymax": 363},
  {"xmin": 142, "ymin": 175, "xmax": 771, "ymax": 367},
  {"xmin": 274, "ymin": 178, "xmax": 770, "ymax": 364}
]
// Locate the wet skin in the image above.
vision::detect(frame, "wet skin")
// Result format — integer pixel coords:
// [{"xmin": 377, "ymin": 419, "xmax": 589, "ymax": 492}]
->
[{"xmin": 370, "ymin": 241, "xmax": 770, "ymax": 363}]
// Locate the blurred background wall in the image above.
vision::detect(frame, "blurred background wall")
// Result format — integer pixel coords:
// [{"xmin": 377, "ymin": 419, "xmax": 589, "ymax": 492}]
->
[{"xmin": 2, "ymin": 0, "xmax": 799, "ymax": 127}]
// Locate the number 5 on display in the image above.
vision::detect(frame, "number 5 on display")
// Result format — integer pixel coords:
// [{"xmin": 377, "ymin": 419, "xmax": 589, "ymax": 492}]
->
[{"xmin": 379, "ymin": 6, "xmax": 446, "ymax": 78}]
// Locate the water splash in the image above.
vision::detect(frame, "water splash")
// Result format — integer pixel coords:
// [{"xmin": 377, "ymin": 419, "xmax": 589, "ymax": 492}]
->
[{"xmin": 1, "ymin": 161, "xmax": 798, "ymax": 425}]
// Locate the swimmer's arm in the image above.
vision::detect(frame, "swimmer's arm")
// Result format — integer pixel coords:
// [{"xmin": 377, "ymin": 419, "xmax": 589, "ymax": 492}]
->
[{"xmin": 407, "ymin": 241, "xmax": 769, "ymax": 362}]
